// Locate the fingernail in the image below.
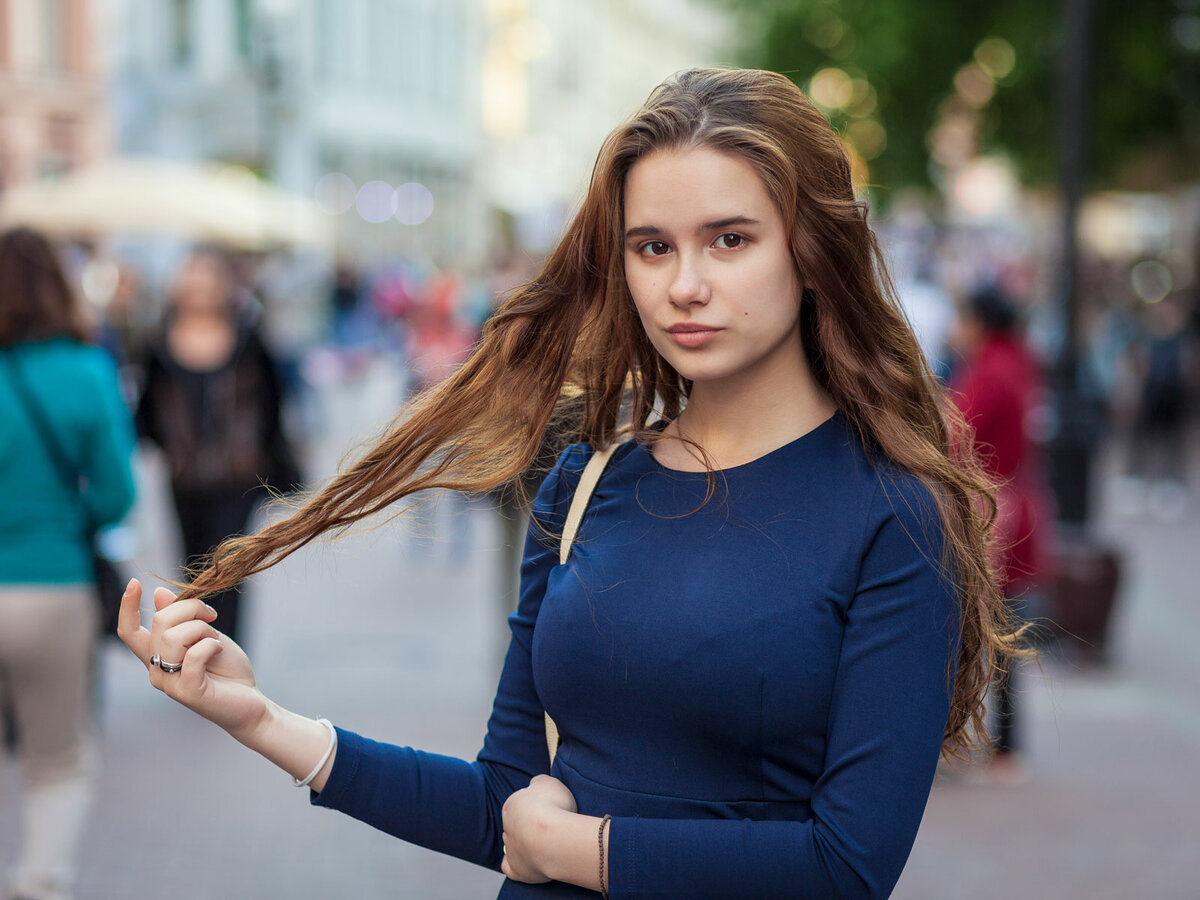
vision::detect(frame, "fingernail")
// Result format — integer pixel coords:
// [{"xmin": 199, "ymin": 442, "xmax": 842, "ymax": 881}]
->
[
  {"xmin": 125, "ymin": 577, "xmax": 138, "ymax": 592},
  {"xmin": 206, "ymin": 604, "xmax": 218, "ymax": 616}
]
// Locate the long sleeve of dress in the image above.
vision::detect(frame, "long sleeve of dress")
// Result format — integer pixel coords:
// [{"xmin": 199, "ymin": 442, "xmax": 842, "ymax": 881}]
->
[
  {"xmin": 602, "ymin": 475, "xmax": 959, "ymax": 899},
  {"xmin": 310, "ymin": 447, "xmax": 584, "ymax": 870}
]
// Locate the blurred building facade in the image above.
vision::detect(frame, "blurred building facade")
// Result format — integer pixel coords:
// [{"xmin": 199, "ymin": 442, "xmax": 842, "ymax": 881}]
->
[
  {"xmin": 103, "ymin": 0, "xmax": 730, "ymax": 268},
  {"xmin": 105, "ymin": 0, "xmax": 487, "ymax": 265},
  {"xmin": 0, "ymin": 0, "xmax": 110, "ymax": 189},
  {"xmin": 481, "ymin": 0, "xmax": 731, "ymax": 255},
  {"xmin": 2, "ymin": 0, "xmax": 730, "ymax": 269}
]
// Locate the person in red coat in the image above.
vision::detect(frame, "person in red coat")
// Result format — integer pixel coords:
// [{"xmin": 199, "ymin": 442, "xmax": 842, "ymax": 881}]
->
[{"xmin": 949, "ymin": 285, "xmax": 1055, "ymax": 782}]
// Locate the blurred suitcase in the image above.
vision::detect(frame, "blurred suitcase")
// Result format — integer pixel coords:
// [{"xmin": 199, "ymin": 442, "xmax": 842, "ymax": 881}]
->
[{"xmin": 1048, "ymin": 534, "xmax": 1122, "ymax": 664}]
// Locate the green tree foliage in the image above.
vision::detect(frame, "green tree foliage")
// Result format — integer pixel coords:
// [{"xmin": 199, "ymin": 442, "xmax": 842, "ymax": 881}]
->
[{"xmin": 734, "ymin": 0, "xmax": 1200, "ymax": 194}]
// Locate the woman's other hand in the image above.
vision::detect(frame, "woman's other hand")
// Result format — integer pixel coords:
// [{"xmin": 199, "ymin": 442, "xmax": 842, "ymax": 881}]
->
[
  {"xmin": 117, "ymin": 578, "xmax": 266, "ymax": 739},
  {"xmin": 500, "ymin": 774, "xmax": 579, "ymax": 884}
]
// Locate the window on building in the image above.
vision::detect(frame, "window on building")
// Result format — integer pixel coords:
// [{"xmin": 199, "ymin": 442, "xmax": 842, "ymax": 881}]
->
[
  {"xmin": 0, "ymin": 0, "xmax": 11, "ymax": 70},
  {"xmin": 314, "ymin": 0, "xmax": 349, "ymax": 84},
  {"xmin": 170, "ymin": 0, "xmax": 193, "ymax": 68},
  {"xmin": 235, "ymin": 0, "xmax": 254, "ymax": 61},
  {"xmin": 40, "ymin": 0, "xmax": 66, "ymax": 72},
  {"xmin": 435, "ymin": 0, "xmax": 463, "ymax": 104},
  {"xmin": 368, "ymin": 0, "xmax": 395, "ymax": 89}
]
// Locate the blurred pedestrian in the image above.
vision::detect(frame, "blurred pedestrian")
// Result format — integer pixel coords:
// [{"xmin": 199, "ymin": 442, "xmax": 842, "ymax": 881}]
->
[
  {"xmin": 118, "ymin": 69, "xmax": 1022, "ymax": 898},
  {"xmin": 406, "ymin": 271, "xmax": 478, "ymax": 397},
  {"xmin": 0, "ymin": 227, "xmax": 136, "ymax": 900},
  {"xmin": 134, "ymin": 250, "xmax": 300, "ymax": 647},
  {"xmin": 1126, "ymin": 293, "xmax": 1193, "ymax": 519},
  {"xmin": 949, "ymin": 284, "xmax": 1055, "ymax": 784}
]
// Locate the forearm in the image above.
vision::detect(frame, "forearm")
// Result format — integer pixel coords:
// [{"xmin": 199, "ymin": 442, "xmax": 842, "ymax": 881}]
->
[{"xmin": 235, "ymin": 700, "xmax": 338, "ymax": 793}]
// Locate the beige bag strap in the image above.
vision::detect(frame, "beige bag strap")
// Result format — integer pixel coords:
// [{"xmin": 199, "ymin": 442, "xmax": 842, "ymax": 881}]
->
[
  {"xmin": 545, "ymin": 435, "xmax": 627, "ymax": 765},
  {"xmin": 558, "ymin": 439, "xmax": 625, "ymax": 565}
]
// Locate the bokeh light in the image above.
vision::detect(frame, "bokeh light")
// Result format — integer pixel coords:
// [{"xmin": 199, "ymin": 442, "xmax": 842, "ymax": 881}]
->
[
  {"xmin": 954, "ymin": 63, "xmax": 995, "ymax": 108},
  {"xmin": 1131, "ymin": 259, "xmax": 1173, "ymax": 304},
  {"xmin": 395, "ymin": 182, "xmax": 435, "ymax": 226},
  {"xmin": 846, "ymin": 119, "xmax": 887, "ymax": 160},
  {"xmin": 804, "ymin": 13, "xmax": 846, "ymax": 50},
  {"xmin": 809, "ymin": 68, "xmax": 853, "ymax": 110},
  {"xmin": 356, "ymin": 180, "xmax": 399, "ymax": 223},
  {"xmin": 80, "ymin": 258, "xmax": 120, "ymax": 307},
  {"xmin": 314, "ymin": 172, "xmax": 356, "ymax": 215},
  {"xmin": 952, "ymin": 156, "xmax": 1019, "ymax": 218},
  {"xmin": 845, "ymin": 79, "xmax": 878, "ymax": 118},
  {"xmin": 974, "ymin": 36, "xmax": 1016, "ymax": 80}
]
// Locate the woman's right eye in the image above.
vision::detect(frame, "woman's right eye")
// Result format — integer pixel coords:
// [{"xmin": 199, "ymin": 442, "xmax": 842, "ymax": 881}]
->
[{"xmin": 639, "ymin": 241, "xmax": 670, "ymax": 257}]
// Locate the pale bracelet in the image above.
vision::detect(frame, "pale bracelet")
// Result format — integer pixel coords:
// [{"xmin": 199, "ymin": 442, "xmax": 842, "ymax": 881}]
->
[{"xmin": 292, "ymin": 718, "xmax": 337, "ymax": 788}]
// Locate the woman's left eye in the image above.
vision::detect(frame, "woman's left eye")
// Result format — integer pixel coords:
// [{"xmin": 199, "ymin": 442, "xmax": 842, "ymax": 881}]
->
[{"xmin": 714, "ymin": 233, "xmax": 745, "ymax": 250}]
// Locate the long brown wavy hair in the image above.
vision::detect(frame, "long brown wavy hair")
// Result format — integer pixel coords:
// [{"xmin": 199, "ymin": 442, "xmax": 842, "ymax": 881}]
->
[{"xmin": 184, "ymin": 68, "xmax": 1018, "ymax": 756}]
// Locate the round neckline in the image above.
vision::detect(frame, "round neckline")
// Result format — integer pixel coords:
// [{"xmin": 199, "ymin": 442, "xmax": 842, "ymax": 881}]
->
[{"xmin": 635, "ymin": 410, "xmax": 842, "ymax": 475}]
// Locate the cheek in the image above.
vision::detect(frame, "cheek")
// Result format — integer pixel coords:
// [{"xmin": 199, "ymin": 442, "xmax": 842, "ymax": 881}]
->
[{"xmin": 625, "ymin": 273, "xmax": 655, "ymax": 319}]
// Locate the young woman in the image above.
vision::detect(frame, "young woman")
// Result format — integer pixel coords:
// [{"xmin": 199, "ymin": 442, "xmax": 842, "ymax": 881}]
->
[
  {"xmin": 119, "ymin": 68, "xmax": 1017, "ymax": 898},
  {"xmin": 135, "ymin": 250, "xmax": 300, "ymax": 645},
  {"xmin": 1, "ymin": 227, "xmax": 136, "ymax": 900}
]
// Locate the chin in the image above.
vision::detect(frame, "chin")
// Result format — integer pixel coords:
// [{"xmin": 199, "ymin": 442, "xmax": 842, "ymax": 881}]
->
[{"xmin": 667, "ymin": 362, "xmax": 731, "ymax": 385}]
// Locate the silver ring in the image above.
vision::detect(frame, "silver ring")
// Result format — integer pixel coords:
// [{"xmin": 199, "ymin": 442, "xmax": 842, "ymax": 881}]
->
[{"xmin": 150, "ymin": 654, "xmax": 184, "ymax": 673}]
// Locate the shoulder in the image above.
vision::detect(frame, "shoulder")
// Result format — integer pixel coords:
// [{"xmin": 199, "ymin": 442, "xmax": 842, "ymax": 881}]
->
[
  {"xmin": 860, "ymin": 461, "xmax": 947, "ymax": 583},
  {"xmin": 531, "ymin": 442, "xmax": 597, "ymax": 521},
  {"xmin": 69, "ymin": 342, "xmax": 122, "ymax": 397},
  {"xmin": 531, "ymin": 437, "xmax": 636, "ymax": 531},
  {"xmin": 26, "ymin": 339, "xmax": 118, "ymax": 386}
]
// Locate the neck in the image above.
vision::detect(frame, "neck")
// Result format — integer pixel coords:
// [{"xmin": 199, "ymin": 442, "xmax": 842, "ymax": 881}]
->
[{"xmin": 666, "ymin": 347, "xmax": 836, "ymax": 470}]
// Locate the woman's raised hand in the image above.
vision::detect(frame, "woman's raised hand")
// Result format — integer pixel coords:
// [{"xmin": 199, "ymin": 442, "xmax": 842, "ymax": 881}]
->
[{"xmin": 117, "ymin": 578, "xmax": 267, "ymax": 740}]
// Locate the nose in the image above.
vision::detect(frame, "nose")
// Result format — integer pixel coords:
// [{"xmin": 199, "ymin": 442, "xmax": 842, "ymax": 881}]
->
[{"xmin": 667, "ymin": 253, "xmax": 710, "ymax": 308}]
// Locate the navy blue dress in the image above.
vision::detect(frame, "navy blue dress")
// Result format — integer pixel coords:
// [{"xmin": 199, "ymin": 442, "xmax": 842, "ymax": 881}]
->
[{"xmin": 313, "ymin": 413, "xmax": 959, "ymax": 898}]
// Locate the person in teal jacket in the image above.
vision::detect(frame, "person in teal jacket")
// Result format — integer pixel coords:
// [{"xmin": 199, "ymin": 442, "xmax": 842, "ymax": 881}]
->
[{"xmin": 0, "ymin": 227, "xmax": 136, "ymax": 900}]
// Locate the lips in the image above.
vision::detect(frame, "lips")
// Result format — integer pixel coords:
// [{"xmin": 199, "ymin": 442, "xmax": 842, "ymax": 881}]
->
[{"xmin": 666, "ymin": 323, "xmax": 722, "ymax": 349}]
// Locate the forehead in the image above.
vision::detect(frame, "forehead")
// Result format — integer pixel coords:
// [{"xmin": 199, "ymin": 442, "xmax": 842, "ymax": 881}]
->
[{"xmin": 623, "ymin": 145, "xmax": 776, "ymax": 227}]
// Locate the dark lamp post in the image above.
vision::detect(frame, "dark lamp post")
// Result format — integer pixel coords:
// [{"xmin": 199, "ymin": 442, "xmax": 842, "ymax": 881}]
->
[{"xmin": 1048, "ymin": 0, "xmax": 1097, "ymax": 528}]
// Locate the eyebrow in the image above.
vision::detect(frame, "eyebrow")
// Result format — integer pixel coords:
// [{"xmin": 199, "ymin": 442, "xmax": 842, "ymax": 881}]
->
[{"xmin": 624, "ymin": 216, "xmax": 761, "ymax": 241}]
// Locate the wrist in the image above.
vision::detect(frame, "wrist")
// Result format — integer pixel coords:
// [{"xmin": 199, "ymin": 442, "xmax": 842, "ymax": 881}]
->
[
  {"xmin": 230, "ymin": 702, "xmax": 340, "ymax": 793},
  {"xmin": 541, "ymin": 809, "xmax": 608, "ymax": 891},
  {"xmin": 229, "ymin": 694, "xmax": 278, "ymax": 750}
]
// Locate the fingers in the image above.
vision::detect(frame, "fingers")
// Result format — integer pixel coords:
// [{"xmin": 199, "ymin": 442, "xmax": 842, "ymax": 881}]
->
[
  {"xmin": 153, "ymin": 585, "xmax": 178, "ymax": 611},
  {"xmin": 145, "ymin": 597, "xmax": 218, "ymax": 686},
  {"xmin": 500, "ymin": 832, "xmax": 514, "ymax": 880},
  {"xmin": 119, "ymin": 579, "xmax": 219, "ymax": 682},
  {"xmin": 147, "ymin": 620, "xmax": 220, "ymax": 693},
  {"xmin": 149, "ymin": 593, "xmax": 218, "ymax": 640},
  {"xmin": 176, "ymin": 637, "xmax": 223, "ymax": 695},
  {"xmin": 157, "ymin": 619, "xmax": 222, "ymax": 669},
  {"xmin": 117, "ymin": 578, "xmax": 152, "ymax": 664}
]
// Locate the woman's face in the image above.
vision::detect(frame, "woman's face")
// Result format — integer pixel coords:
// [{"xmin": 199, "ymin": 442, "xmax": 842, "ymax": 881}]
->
[
  {"xmin": 623, "ymin": 145, "xmax": 805, "ymax": 394},
  {"xmin": 174, "ymin": 255, "xmax": 232, "ymax": 316}
]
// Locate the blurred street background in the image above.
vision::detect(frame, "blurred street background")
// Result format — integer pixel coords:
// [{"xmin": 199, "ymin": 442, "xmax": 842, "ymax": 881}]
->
[{"xmin": 2, "ymin": 0, "xmax": 1199, "ymax": 897}]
